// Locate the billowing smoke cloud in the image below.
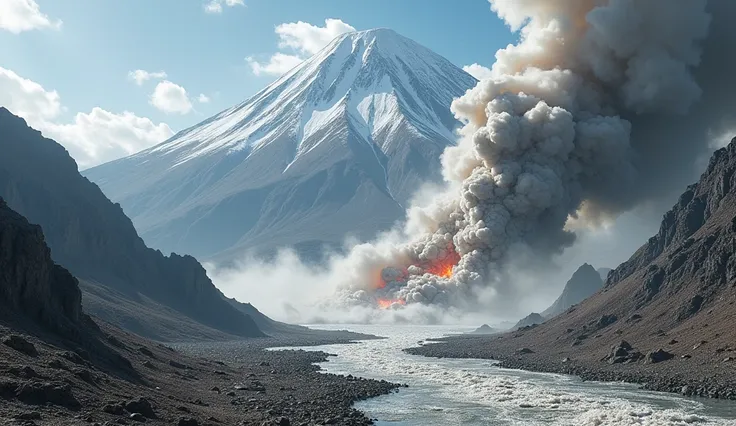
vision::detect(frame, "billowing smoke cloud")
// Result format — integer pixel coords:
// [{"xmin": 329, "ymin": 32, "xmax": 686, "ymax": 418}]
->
[
  {"xmin": 328, "ymin": 0, "xmax": 714, "ymax": 310},
  {"xmin": 215, "ymin": 0, "xmax": 736, "ymax": 322}
]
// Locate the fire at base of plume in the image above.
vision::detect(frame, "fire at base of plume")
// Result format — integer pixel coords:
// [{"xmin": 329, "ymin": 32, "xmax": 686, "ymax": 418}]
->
[{"xmin": 337, "ymin": 0, "xmax": 713, "ymax": 312}]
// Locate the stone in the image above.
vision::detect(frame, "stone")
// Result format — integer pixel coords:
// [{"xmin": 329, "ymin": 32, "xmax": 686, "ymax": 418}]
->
[
  {"xmin": 606, "ymin": 341, "xmax": 643, "ymax": 364},
  {"xmin": 15, "ymin": 381, "xmax": 80, "ymax": 409},
  {"xmin": 177, "ymin": 418, "xmax": 199, "ymax": 426},
  {"xmin": 3, "ymin": 335, "xmax": 38, "ymax": 356},
  {"xmin": 103, "ymin": 403, "xmax": 125, "ymax": 415},
  {"xmin": 74, "ymin": 368, "xmax": 94, "ymax": 383},
  {"xmin": 124, "ymin": 397, "xmax": 156, "ymax": 419},
  {"xmin": 596, "ymin": 314, "xmax": 618, "ymax": 329},
  {"xmin": 646, "ymin": 349, "xmax": 675, "ymax": 364},
  {"xmin": 129, "ymin": 413, "xmax": 146, "ymax": 422}
]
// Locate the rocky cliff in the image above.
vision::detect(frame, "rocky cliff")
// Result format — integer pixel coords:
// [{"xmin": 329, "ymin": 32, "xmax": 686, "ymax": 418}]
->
[
  {"xmin": 0, "ymin": 198, "xmax": 81, "ymax": 334},
  {"xmin": 0, "ymin": 107, "xmax": 263, "ymax": 340}
]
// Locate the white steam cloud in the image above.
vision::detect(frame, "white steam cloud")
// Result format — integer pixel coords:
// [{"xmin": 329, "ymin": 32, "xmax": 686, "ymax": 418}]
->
[{"xmin": 215, "ymin": 0, "xmax": 721, "ymax": 323}]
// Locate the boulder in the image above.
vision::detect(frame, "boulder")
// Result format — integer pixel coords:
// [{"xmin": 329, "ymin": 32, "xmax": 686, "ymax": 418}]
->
[
  {"xmin": 125, "ymin": 397, "xmax": 156, "ymax": 419},
  {"xmin": 103, "ymin": 403, "xmax": 125, "ymax": 415},
  {"xmin": 606, "ymin": 341, "xmax": 643, "ymax": 364},
  {"xmin": 15, "ymin": 381, "xmax": 80, "ymax": 409},
  {"xmin": 646, "ymin": 349, "xmax": 675, "ymax": 364},
  {"xmin": 3, "ymin": 335, "xmax": 38, "ymax": 357},
  {"xmin": 129, "ymin": 412, "xmax": 146, "ymax": 422}
]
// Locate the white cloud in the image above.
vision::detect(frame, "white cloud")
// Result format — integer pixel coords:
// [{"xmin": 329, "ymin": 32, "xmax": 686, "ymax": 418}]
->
[
  {"xmin": 0, "ymin": 67, "xmax": 62, "ymax": 122},
  {"xmin": 0, "ymin": 66, "xmax": 173, "ymax": 169},
  {"xmin": 0, "ymin": 0, "xmax": 61, "ymax": 33},
  {"xmin": 247, "ymin": 18, "xmax": 355, "ymax": 76},
  {"xmin": 150, "ymin": 80, "xmax": 193, "ymax": 115},
  {"xmin": 43, "ymin": 109, "xmax": 174, "ymax": 168},
  {"xmin": 204, "ymin": 0, "xmax": 244, "ymax": 14},
  {"xmin": 275, "ymin": 18, "xmax": 355, "ymax": 56},
  {"xmin": 462, "ymin": 63, "xmax": 492, "ymax": 81},
  {"xmin": 128, "ymin": 69, "xmax": 168, "ymax": 85},
  {"xmin": 246, "ymin": 53, "xmax": 303, "ymax": 77},
  {"xmin": 197, "ymin": 93, "xmax": 210, "ymax": 103}
]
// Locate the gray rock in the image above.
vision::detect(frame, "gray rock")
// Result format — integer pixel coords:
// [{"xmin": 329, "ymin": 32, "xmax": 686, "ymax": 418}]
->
[
  {"xmin": 129, "ymin": 413, "xmax": 146, "ymax": 422},
  {"xmin": 124, "ymin": 397, "xmax": 155, "ymax": 419},
  {"xmin": 103, "ymin": 403, "xmax": 125, "ymax": 415},
  {"xmin": 15, "ymin": 381, "xmax": 80, "ymax": 408},
  {"xmin": 3, "ymin": 335, "xmax": 38, "ymax": 357},
  {"xmin": 646, "ymin": 349, "xmax": 675, "ymax": 364}
]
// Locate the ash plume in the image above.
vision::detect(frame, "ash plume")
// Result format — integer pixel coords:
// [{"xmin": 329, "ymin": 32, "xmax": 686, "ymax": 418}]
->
[
  {"xmin": 331, "ymin": 0, "xmax": 718, "ymax": 310},
  {"xmin": 213, "ymin": 1, "xmax": 736, "ymax": 323}
]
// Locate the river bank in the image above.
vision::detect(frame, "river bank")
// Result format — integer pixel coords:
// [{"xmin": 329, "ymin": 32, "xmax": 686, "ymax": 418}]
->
[
  {"xmin": 405, "ymin": 332, "xmax": 736, "ymax": 400},
  {"xmin": 0, "ymin": 320, "xmax": 401, "ymax": 426}
]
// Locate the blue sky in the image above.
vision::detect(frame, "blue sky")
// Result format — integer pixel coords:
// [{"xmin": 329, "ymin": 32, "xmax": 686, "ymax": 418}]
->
[{"xmin": 0, "ymin": 0, "xmax": 516, "ymax": 168}]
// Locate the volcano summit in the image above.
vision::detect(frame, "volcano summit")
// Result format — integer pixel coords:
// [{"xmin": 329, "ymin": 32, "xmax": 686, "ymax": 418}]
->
[{"xmin": 85, "ymin": 28, "xmax": 477, "ymax": 263}]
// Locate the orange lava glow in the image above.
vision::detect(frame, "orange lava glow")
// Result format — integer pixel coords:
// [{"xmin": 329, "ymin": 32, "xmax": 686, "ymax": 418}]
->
[
  {"xmin": 377, "ymin": 298, "xmax": 407, "ymax": 309},
  {"xmin": 425, "ymin": 251, "xmax": 460, "ymax": 279}
]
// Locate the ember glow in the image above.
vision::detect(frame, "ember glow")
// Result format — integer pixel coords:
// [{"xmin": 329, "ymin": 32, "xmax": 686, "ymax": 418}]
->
[
  {"xmin": 425, "ymin": 251, "xmax": 460, "ymax": 279},
  {"xmin": 377, "ymin": 298, "xmax": 407, "ymax": 309}
]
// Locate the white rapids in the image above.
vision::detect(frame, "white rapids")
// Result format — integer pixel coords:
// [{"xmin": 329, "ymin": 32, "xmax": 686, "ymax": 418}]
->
[{"xmin": 274, "ymin": 325, "xmax": 736, "ymax": 426}]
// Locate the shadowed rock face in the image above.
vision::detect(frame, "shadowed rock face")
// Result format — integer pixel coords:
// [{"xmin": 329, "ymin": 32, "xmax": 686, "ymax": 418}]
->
[
  {"xmin": 0, "ymin": 107, "xmax": 263, "ymax": 339},
  {"xmin": 542, "ymin": 264, "xmax": 604, "ymax": 319},
  {"xmin": 0, "ymin": 197, "xmax": 81, "ymax": 333},
  {"xmin": 606, "ymin": 138, "xmax": 736, "ymax": 305}
]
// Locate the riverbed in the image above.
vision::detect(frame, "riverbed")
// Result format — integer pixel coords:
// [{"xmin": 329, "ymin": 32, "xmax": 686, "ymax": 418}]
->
[{"xmin": 273, "ymin": 324, "xmax": 736, "ymax": 426}]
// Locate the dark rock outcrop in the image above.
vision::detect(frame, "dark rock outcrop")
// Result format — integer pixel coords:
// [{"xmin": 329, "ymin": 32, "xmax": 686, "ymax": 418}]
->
[
  {"xmin": 14, "ymin": 381, "xmax": 81, "ymax": 409},
  {"xmin": 605, "ymin": 341, "xmax": 644, "ymax": 364},
  {"xmin": 646, "ymin": 349, "xmax": 675, "ymax": 364},
  {"xmin": 542, "ymin": 264, "xmax": 604, "ymax": 318},
  {"xmin": 2, "ymin": 335, "xmax": 38, "ymax": 357},
  {"xmin": 0, "ymin": 108, "xmax": 263, "ymax": 340},
  {"xmin": 0, "ymin": 198, "xmax": 81, "ymax": 335},
  {"xmin": 125, "ymin": 397, "xmax": 156, "ymax": 418}
]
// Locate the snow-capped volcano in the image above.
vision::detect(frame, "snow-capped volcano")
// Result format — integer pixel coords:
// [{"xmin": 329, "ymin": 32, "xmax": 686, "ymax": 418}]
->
[{"xmin": 85, "ymin": 28, "xmax": 477, "ymax": 262}]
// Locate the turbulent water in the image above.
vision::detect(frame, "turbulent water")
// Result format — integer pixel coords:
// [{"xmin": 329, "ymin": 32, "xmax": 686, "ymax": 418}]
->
[{"xmin": 277, "ymin": 325, "xmax": 736, "ymax": 426}]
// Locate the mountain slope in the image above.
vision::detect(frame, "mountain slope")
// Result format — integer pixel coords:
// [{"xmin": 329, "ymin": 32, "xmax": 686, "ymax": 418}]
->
[
  {"xmin": 541, "ymin": 263, "xmax": 604, "ymax": 318},
  {"xmin": 0, "ymin": 107, "xmax": 263, "ymax": 341},
  {"xmin": 85, "ymin": 28, "xmax": 477, "ymax": 262}
]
